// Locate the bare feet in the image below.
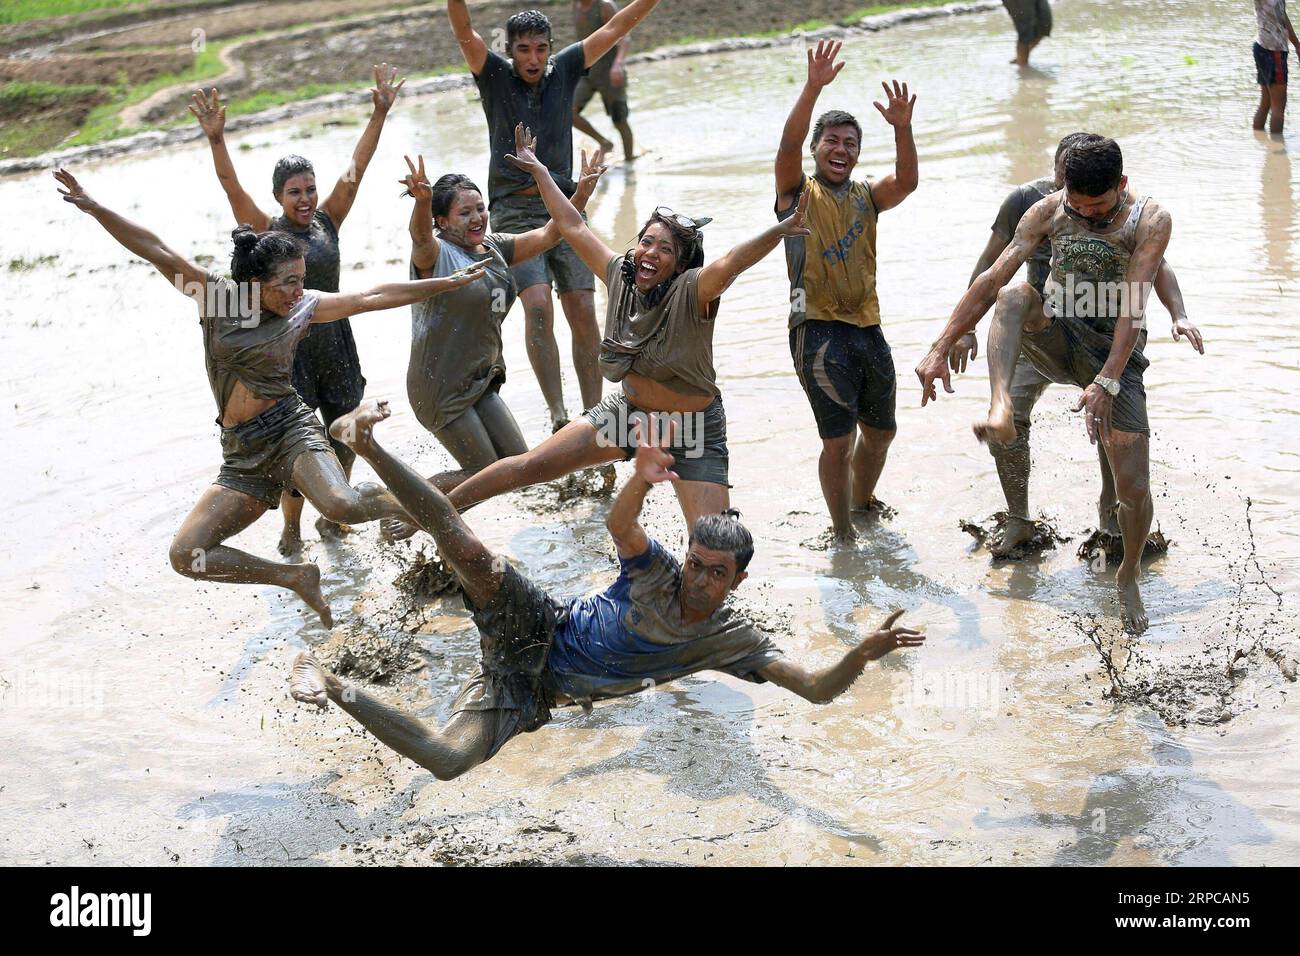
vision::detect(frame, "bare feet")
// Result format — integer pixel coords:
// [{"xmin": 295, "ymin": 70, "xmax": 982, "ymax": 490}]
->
[
  {"xmin": 315, "ymin": 515, "xmax": 353, "ymax": 541},
  {"xmin": 597, "ymin": 136, "xmax": 615, "ymax": 155},
  {"xmin": 328, "ymin": 398, "xmax": 391, "ymax": 457},
  {"xmin": 991, "ymin": 514, "xmax": 1036, "ymax": 558},
  {"xmin": 551, "ymin": 415, "xmax": 571, "ymax": 434},
  {"xmin": 973, "ymin": 402, "xmax": 1017, "ymax": 445},
  {"xmin": 286, "ymin": 562, "xmax": 333, "ymax": 627},
  {"xmin": 289, "ymin": 651, "xmax": 329, "ymax": 708},
  {"xmin": 277, "ymin": 526, "xmax": 304, "ymax": 557},
  {"xmin": 1117, "ymin": 568, "xmax": 1148, "ymax": 634},
  {"xmin": 381, "ymin": 517, "xmax": 419, "ymax": 542}
]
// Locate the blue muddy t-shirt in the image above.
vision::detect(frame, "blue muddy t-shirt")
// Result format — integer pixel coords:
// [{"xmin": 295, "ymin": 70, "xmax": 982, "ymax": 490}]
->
[{"xmin": 545, "ymin": 539, "xmax": 784, "ymax": 702}]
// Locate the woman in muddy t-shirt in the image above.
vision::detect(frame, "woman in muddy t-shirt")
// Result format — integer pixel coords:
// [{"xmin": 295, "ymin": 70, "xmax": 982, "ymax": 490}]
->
[
  {"xmin": 444, "ymin": 128, "xmax": 811, "ymax": 529},
  {"xmin": 52, "ymin": 168, "xmax": 486, "ymax": 626},
  {"xmin": 188, "ymin": 65, "xmax": 403, "ymax": 556}
]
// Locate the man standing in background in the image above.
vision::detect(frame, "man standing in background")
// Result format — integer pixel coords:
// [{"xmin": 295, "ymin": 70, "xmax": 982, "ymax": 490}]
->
[
  {"xmin": 1002, "ymin": 0, "xmax": 1051, "ymax": 67},
  {"xmin": 573, "ymin": 0, "xmax": 636, "ymax": 162}
]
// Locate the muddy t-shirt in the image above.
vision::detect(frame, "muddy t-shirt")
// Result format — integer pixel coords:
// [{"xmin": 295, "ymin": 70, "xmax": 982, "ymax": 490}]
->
[
  {"xmin": 267, "ymin": 209, "xmax": 340, "ymax": 293},
  {"xmin": 599, "ymin": 254, "xmax": 718, "ymax": 398},
  {"xmin": 199, "ymin": 274, "xmax": 320, "ymax": 421},
  {"xmin": 407, "ymin": 234, "xmax": 518, "ymax": 433},
  {"xmin": 1257, "ymin": 0, "xmax": 1289, "ymax": 50},
  {"xmin": 992, "ymin": 176, "xmax": 1056, "ymax": 294},
  {"xmin": 474, "ymin": 42, "xmax": 587, "ymax": 202},
  {"xmin": 545, "ymin": 538, "xmax": 784, "ymax": 702}
]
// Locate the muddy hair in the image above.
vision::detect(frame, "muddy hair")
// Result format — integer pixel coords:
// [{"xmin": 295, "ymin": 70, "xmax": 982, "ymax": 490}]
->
[
  {"xmin": 690, "ymin": 509, "xmax": 754, "ymax": 574},
  {"xmin": 230, "ymin": 225, "xmax": 306, "ymax": 283},
  {"xmin": 1054, "ymin": 130, "xmax": 1091, "ymax": 162},
  {"xmin": 429, "ymin": 173, "xmax": 483, "ymax": 231},
  {"xmin": 811, "ymin": 109, "xmax": 862, "ymax": 147},
  {"xmin": 616, "ymin": 211, "xmax": 713, "ymax": 319},
  {"xmin": 506, "ymin": 9, "xmax": 552, "ymax": 45},
  {"xmin": 271, "ymin": 154, "xmax": 315, "ymax": 198},
  {"xmin": 1062, "ymin": 134, "xmax": 1123, "ymax": 197}
]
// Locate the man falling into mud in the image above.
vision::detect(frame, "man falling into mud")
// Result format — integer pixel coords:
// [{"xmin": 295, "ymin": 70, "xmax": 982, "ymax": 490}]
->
[
  {"xmin": 288, "ymin": 401, "xmax": 923, "ymax": 779},
  {"xmin": 915, "ymin": 135, "xmax": 1171, "ymax": 634},
  {"xmin": 949, "ymin": 132, "xmax": 1202, "ymax": 558},
  {"xmin": 445, "ymin": 0, "xmax": 661, "ymax": 432},
  {"xmin": 773, "ymin": 40, "xmax": 918, "ymax": 542}
]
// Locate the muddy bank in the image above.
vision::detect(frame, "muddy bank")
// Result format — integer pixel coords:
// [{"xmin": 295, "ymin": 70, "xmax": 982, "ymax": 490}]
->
[{"xmin": 0, "ymin": 0, "xmax": 1000, "ymax": 172}]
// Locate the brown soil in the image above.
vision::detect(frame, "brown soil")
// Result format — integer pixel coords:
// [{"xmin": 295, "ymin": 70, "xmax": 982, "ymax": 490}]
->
[{"xmin": 0, "ymin": 50, "xmax": 191, "ymax": 87}]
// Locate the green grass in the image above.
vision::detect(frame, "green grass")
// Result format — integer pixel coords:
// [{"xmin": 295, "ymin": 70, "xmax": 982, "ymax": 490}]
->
[
  {"xmin": 0, "ymin": 1, "xmax": 148, "ymax": 26},
  {"xmin": 0, "ymin": 80, "xmax": 102, "ymax": 113}
]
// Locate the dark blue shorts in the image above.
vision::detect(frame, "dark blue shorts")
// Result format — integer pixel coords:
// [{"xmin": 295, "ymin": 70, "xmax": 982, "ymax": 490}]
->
[
  {"xmin": 1255, "ymin": 42, "xmax": 1289, "ymax": 86},
  {"xmin": 790, "ymin": 320, "xmax": 897, "ymax": 439}
]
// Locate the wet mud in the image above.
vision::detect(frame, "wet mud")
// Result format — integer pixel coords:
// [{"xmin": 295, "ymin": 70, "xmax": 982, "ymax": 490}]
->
[{"xmin": 960, "ymin": 511, "xmax": 1072, "ymax": 559}]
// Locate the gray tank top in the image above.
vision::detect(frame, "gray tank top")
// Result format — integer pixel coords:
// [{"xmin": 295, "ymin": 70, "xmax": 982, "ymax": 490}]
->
[
  {"xmin": 267, "ymin": 209, "xmax": 340, "ymax": 293},
  {"xmin": 200, "ymin": 274, "xmax": 320, "ymax": 422},
  {"xmin": 1042, "ymin": 196, "xmax": 1150, "ymax": 337}
]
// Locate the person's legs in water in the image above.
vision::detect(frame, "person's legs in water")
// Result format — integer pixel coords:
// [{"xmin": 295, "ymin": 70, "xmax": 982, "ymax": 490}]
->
[
  {"xmin": 1254, "ymin": 85, "xmax": 1273, "ymax": 131},
  {"xmin": 850, "ymin": 423, "xmax": 896, "ymax": 513},
  {"xmin": 1267, "ymin": 82, "xmax": 1288, "ymax": 134},
  {"xmin": 170, "ymin": 485, "xmax": 332, "ymax": 625},
  {"xmin": 975, "ymin": 282, "xmax": 1049, "ymax": 445},
  {"xmin": 1096, "ymin": 440, "xmax": 1122, "ymax": 535},
  {"xmin": 986, "ymin": 360, "xmax": 1049, "ymax": 556},
  {"xmin": 573, "ymin": 78, "xmax": 616, "ymax": 155},
  {"xmin": 290, "ymin": 654, "xmax": 498, "ymax": 780},
  {"xmin": 558, "ymin": 288, "xmax": 602, "ymax": 414},
  {"xmin": 290, "ymin": 449, "xmax": 410, "ymax": 527},
  {"xmin": 475, "ymin": 390, "xmax": 530, "ymax": 460},
  {"xmin": 605, "ymin": 92, "xmax": 634, "ymax": 162},
  {"xmin": 519, "ymin": 283, "xmax": 569, "ymax": 430},
  {"xmin": 448, "ymin": 419, "xmax": 624, "ymax": 512},
  {"xmin": 1099, "ymin": 428, "xmax": 1153, "ymax": 634}
]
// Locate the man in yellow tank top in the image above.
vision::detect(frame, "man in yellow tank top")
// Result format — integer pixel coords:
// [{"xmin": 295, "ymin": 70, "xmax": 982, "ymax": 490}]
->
[{"xmin": 774, "ymin": 40, "xmax": 918, "ymax": 542}]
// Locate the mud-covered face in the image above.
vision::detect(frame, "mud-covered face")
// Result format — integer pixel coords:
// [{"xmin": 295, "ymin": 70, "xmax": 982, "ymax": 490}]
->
[
  {"xmin": 679, "ymin": 543, "xmax": 746, "ymax": 618},
  {"xmin": 812, "ymin": 124, "xmax": 860, "ymax": 184},
  {"xmin": 510, "ymin": 32, "xmax": 551, "ymax": 86},
  {"xmin": 632, "ymin": 222, "xmax": 680, "ymax": 290},
  {"xmin": 257, "ymin": 257, "xmax": 306, "ymax": 316},
  {"xmin": 1064, "ymin": 175, "xmax": 1129, "ymax": 227},
  {"xmin": 437, "ymin": 189, "xmax": 488, "ymax": 248},
  {"xmin": 276, "ymin": 173, "xmax": 318, "ymax": 228}
]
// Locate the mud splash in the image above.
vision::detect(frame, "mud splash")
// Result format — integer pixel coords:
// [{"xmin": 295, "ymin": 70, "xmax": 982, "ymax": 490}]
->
[
  {"xmin": 517, "ymin": 464, "xmax": 617, "ymax": 515},
  {"xmin": 960, "ymin": 512, "xmax": 1072, "ymax": 559},
  {"xmin": 1076, "ymin": 526, "xmax": 1170, "ymax": 565},
  {"xmin": 316, "ymin": 625, "xmax": 424, "ymax": 685}
]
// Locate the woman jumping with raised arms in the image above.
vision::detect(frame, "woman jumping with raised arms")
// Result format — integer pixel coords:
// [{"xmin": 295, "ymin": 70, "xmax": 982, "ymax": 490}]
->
[
  {"xmin": 189, "ymin": 65, "xmax": 403, "ymax": 556},
  {"xmin": 53, "ymin": 168, "xmax": 487, "ymax": 626},
  {"xmin": 444, "ymin": 125, "xmax": 810, "ymax": 528}
]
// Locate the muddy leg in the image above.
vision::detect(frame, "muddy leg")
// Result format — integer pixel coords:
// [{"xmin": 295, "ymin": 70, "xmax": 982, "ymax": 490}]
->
[
  {"xmin": 520, "ymin": 283, "xmax": 568, "ymax": 430},
  {"xmin": 1254, "ymin": 85, "xmax": 1272, "ymax": 130},
  {"xmin": 291, "ymin": 449, "xmax": 407, "ymax": 526},
  {"xmin": 673, "ymin": 480, "xmax": 730, "ymax": 531},
  {"xmin": 170, "ymin": 485, "xmax": 332, "ymax": 625},
  {"xmin": 849, "ymin": 423, "xmax": 895, "ymax": 510},
  {"xmin": 974, "ymin": 282, "xmax": 1046, "ymax": 445},
  {"xmin": 1102, "ymin": 429, "xmax": 1153, "ymax": 634},
  {"xmin": 1097, "ymin": 441, "xmax": 1121, "ymax": 535},
  {"xmin": 817, "ymin": 432, "xmax": 857, "ymax": 541},
  {"xmin": 558, "ymin": 288, "xmax": 602, "ymax": 413}
]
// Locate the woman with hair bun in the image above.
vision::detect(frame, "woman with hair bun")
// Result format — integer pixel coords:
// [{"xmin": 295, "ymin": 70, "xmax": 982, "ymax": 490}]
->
[
  {"xmin": 53, "ymin": 168, "xmax": 487, "ymax": 626},
  {"xmin": 189, "ymin": 65, "xmax": 404, "ymax": 555}
]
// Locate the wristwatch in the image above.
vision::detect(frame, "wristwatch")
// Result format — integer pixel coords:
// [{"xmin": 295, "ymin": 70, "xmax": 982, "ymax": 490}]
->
[{"xmin": 1093, "ymin": 375, "xmax": 1121, "ymax": 397}]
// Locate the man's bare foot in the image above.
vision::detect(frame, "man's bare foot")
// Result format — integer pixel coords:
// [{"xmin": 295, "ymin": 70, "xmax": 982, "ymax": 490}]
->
[
  {"xmin": 831, "ymin": 524, "xmax": 858, "ymax": 544},
  {"xmin": 991, "ymin": 514, "xmax": 1036, "ymax": 557},
  {"xmin": 289, "ymin": 651, "xmax": 329, "ymax": 709},
  {"xmin": 328, "ymin": 398, "xmax": 391, "ymax": 456},
  {"xmin": 1117, "ymin": 568, "xmax": 1148, "ymax": 634},
  {"xmin": 597, "ymin": 136, "xmax": 615, "ymax": 155},
  {"xmin": 381, "ymin": 517, "xmax": 419, "ymax": 542},
  {"xmin": 315, "ymin": 515, "xmax": 352, "ymax": 541},
  {"xmin": 277, "ymin": 526, "xmax": 304, "ymax": 557},
  {"xmin": 973, "ymin": 403, "xmax": 1017, "ymax": 445},
  {"xmin": 286, "ymin": 562, "xmax": 332, "ymax": 627}
]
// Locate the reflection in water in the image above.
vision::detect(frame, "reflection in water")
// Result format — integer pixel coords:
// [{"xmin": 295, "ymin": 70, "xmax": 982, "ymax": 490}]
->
[
  {"xmin": 1005, "ymin": 66, "xmax": 1057, "ymax": 185},
  {"xmin": 1258, "ymin": 135, "xmax": 1295, "ymax": 283}
]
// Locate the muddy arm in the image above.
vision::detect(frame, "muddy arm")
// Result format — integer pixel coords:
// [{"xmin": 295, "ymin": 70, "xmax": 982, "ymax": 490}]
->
[{"xmin": 758, "ymin": 611, "xmax": 924, "ymax": 704}]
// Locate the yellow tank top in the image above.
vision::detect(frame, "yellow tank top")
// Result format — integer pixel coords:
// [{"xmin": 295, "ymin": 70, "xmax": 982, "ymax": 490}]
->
[{"xmin": 796, "ymin": 175, "xmax": 880, "ymax": 328}]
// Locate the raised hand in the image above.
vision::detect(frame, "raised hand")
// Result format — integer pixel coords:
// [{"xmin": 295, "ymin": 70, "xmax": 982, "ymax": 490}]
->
[
  {"xmin": 806, "ymin": 38, "xmax": 845, "ymax": 89},
  {"xmin": 858, "ymin": 609, "xmax": 925, "ymax": 662},
  {"xmin": 632, "ymin": 416, "xmax": 679, "ymax": 485},
  {"xmin": 400, "ymin": 154, "xmax": 432, "ymax": 201},
  {"xmin": 1172, "ymin": 315, "xmax": 1204, "ymax": 354},
  {"xmin": 53, "ymin": 167, "xmax": 98, "ymax": 214},
  {"xmin": 948, "ymin": 332, "xmax": 979, "ymax": 374},
  {"xmin": 188, "ymin": 87, "xmax": 226, "ymax": 140},
  {"xmin": 371, "ymin": 62, "xmax": 405, "ymax": 113},
  {"xmin": 575, "ymin": 147, "xmax": 609, "ymax": 200},
  {"xmin": 775, "ymin": 186, "xmax": 812, "ymax": 238},
  {"xmin": 873, "ymin": 79, "xmax": 915, "ymax": 128},
  {"xmin": 504, "ymin": 123, "xmax": 545, "ymax": 176}
]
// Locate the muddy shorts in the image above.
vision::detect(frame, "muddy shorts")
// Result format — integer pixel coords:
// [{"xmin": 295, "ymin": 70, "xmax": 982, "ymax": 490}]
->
[
  {"xmin": 575, "ymin": 74, "xmax": 630, "ymax": 124},
  {"xmin": 581, "ymin": 390, "xmax": 731, "ymax": 486},
  {"xmin": 451, "ymin": 562, "xmax": 562, "ymax": 759},
  {"xmin": 216, "ymin": 397, "xmax": 335, "ymax": 508},
  {"xmin": 1003, "ymin": 0, "xmax": 1052, "ymax": 45},
  {"xmin": 791, "ymin": 319, "xmax": 897, "ymax": 438},
  {"xmin": 291, "ymin": 318, "xmax": 366, "ymax": 478},
  {"xmin": 490, "ymin": 193, "xmax": 595, "ymax": 294},
  {"xmin": 1254, "ymin": 42, "xmax": 1289, "ymax": 86},
  {"xmin": 1020, "ymin": 312, "xmax": 1150, "ymax": 434}
]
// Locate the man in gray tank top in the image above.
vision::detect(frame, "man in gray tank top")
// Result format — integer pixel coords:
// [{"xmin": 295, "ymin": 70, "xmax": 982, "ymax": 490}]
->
[{"xmin": 917, "ymin": 135, "xmax": 1173, "ymax": 636}]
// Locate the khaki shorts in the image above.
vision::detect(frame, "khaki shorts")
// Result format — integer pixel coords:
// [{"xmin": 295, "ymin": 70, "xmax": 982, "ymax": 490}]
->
[
  {"xmin": 490, "ymin": 193, "xmax": 595, "ymax": 295},
  {"xmin": 216, "ymin": 397, "xmax": 334, "ymax": 508}
]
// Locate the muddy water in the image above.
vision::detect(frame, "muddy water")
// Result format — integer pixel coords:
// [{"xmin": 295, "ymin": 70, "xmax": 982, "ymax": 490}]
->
[{"xmin": 1, "ymin": 0, "xmax": 1297, "ymax": 865}]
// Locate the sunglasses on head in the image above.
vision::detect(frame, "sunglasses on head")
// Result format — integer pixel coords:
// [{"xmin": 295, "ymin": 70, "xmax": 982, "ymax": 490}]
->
[{"xmin": 652, "ymin": 207, "xmax": 712, "ymax": 232}]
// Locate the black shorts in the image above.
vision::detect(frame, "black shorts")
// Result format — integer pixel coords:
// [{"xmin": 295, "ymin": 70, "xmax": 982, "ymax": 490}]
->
[
  {"xmin": 790, "ymin": 320, "xmax": 897, "ymax": 438},
  {"xmin": 1003, "ymin": 0, "xmax": 1052, "ymax": 45},
  {"xmin": 580, "ymin": 391, "xmax": 730, "ymax": 485},
  {"xmin": 451, "ymin": 563, "xmax": 562, "ymax": 760},
  {"xmin": 575, "ymin": 74, "xmax": 630, "ymax": 124},
  {"xmin": 1255, "ymin": 42, "xmax": 1289, "ymax": 86}
]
